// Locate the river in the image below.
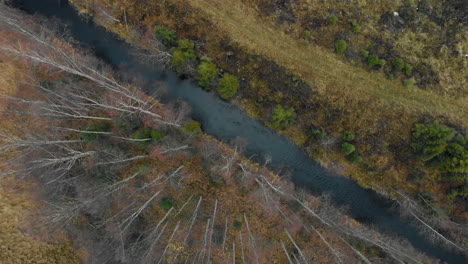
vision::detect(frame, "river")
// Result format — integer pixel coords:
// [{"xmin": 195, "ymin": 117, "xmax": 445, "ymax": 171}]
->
[{"xmin": 10, "ymin": 0, "xmax": 466, "ymax": 263}]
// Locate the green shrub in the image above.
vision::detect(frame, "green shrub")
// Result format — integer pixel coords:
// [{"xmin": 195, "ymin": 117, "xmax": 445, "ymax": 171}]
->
[
  {"xmin": 303, "ymin": 30, "xmax": 312, "ymax": 39},
  {"xmin": 360, "ymin": 50, "xmax": 369, "ymax": 58},
  {"xmin": 80, "ymin": 122, "xmax": 111, "ymax": 141},
  {"xmin": 412, "ymin": 121, "xmax": 467, "ymax": 174},
  {"xmin": 131, "ymin": 128, "xmax": 152, "ymax": 147},
  {"xmin": 183, "ymin": 120, "xmax": 202, "ymax": 135},
  {"xmin": 367, "ymin": 54, "xmax": 380, "ymax": 67},
  {"xmin": 366, "ymin": 54, "xmax": 386, "ymax": 68},
  {"xmin": 447, "ymin": 186, "xmax": 468, "ymax": 199},
  {"xmin": 328, "ymin": 15, "xmax": 338, "ymax": 25},
  {"xmin": 197, "ymin": 57, "xmax": 218, "ymax": 89},
  {"xmin": 402, "ymin": 64, "xmax": 413, "ymax": 76},
  {"xmin": 392, "ymin": 58, "xmax": 405, "ymax": 71},
  {"xmin": 171, "ymin": 39, "xmax": 197, "ymax": 75},
  {"xmin": 404, "ymin": 77, "xmax": 416, "ymax": 88},
  {"xmin": 350, "ymin": 19, "xmax": 362, "ymax": 33},
  {"xmin": 439, "ymin": 143, "xmax": 468, "ymax": 173},
  {"xmin": 150, "ymin": 130, "xmax": 167, "ymax": 141},
  {"xmin": 177, "ymin": 39, "xmax": 195, "ymax": 51},
  {"xmin": 159, "ymin": 197, "xmax": 174, "ymax": 210},
  {"xmin": 310, "ymin": 128, "xmax": 327, "ymax": 139},
  {"xmin": 343, "ymin": 131, "xmax": 356, "ymax": 141},
  {"xmin": 218, "ymin": 73, "xmax": 239, "ymax": 99},
  {"xmin": 154, "ymin": 25, "xmax": 176, "ymax": 47},
  {"xmin": 341, "ymin": 142, "xmax": 356, "ymax": 155},
  {"xmin": 378, "ymin": 59, "xmax": 386, "ymax": 67},
  {"xmin": 131, "ymin": 128, "xmax": 167, "ymax": 148},
  {"xmin": 131, "ymin": 128, "xmax": 152, "ymax": 140},
  {"xmin": 272, "ymin": 105, "xmax": 296, "ymax": 128},
  {"xmin": 135, "ymin": 128, "xmax": 166, "ymax": 141},
  {"xmin": 411, "ymin": 121, "xmax": 455, "ymax": 162},
  {"xmin": 335, "ymin": 40, "xmax": 347, "ymax": 54},
  {"xmin": 347, "ymin": 152, "xmax": 363, "ymax": 163}
]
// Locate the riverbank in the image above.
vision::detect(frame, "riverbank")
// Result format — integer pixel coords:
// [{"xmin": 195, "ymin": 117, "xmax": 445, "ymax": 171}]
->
[
  {"xmin": 65, "ymin": 0, "xmax": 467, "ymax": 253},
  {"xmin": 66, "ymin": 0, "xmax": 467, "ymax": 222}
]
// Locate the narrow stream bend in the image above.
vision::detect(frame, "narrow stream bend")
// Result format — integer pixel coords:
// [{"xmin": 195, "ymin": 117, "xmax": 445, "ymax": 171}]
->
[{"xmin": 10, "ymin": 1, "xmax": 466, "ymax": 263}]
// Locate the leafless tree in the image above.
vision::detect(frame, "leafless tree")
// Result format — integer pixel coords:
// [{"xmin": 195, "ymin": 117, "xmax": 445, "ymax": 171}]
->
[
  {"xmin": 395, "ymin": 190, "xmax": 467, "ymax": 253},
  {"xmin": 0, "ymin": 8, "xmax": 180, "ymax": 128}
]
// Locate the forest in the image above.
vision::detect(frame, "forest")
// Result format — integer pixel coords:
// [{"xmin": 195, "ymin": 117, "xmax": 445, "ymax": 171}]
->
[{"xmin": 0, "ymin": 0, "xmax": 466, "ymax": 263}]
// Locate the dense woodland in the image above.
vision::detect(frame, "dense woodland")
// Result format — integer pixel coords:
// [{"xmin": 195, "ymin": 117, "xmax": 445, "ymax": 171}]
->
[{"xmin": 0, "ymin": 0, "xmax": 466, "ymax": 263}]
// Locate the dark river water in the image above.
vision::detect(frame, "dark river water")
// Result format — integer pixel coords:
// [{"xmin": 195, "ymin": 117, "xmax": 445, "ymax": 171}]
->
[{"xmin": 10, "ymin": 0, "xmax": 466, "ymax": 263}]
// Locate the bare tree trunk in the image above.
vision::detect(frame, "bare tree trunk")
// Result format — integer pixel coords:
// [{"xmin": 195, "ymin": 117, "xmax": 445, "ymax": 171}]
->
[
  {"xmin": 280, "ymin": 240, "xmax": 294, "ymax": 264},
  {"xmin": 243, "ymin": 213, "xmax": 259, "ymax": 264}
]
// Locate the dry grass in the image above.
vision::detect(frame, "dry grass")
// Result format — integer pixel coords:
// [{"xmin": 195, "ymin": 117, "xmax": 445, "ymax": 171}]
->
[
  {"xmin": 0, "ymin": 58, "xmax": 80, "ymax": 264},
  {"xmin": 0, "ymin": 61, "xmax": 23, "ymax": 110},
  {"xmin": 0, "ymin": 178, "xmax": 80, "ymax": 264},
  {"xmin": 183, "ymin": 0, "xmax": 467, "ymax": 126}
]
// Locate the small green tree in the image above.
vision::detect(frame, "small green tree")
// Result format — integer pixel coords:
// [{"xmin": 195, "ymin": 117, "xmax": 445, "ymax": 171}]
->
[
  {"xmin": 310, "ymin": 128, "xmax": 327, "ymax": 139},
  {"xmin": 360, "ymin": 50, "xmax": 369, "ymax": 58},
  {"xmin": 411, "ymin": 121, "xmax": 455, "ymax": 162},
  {"xmin": 159, "ymin": 197, "xmax": 174, "ymax": 210},
  {"xmin": 402, "ymin": 64, "xmax": 413, "ymax": 76},
  {"xmin": 392, "ymin": 58, "xmax": 405, "ymax": 71},
  {"xmin": 343, "ymin": 131, "xmax": 356, "ymax": 141},
  {"xmin": 197, "ymin": 57, "xmax": 218, "ymax": 89},
  {"xmin": 350, "ymin": 19, "xmax": 362, "ymax": 33},
  {"xmin": 335, "ymin": 40, "xmax": 347, "ymax": 54},
  {"xmin": 218, "ymin": 73, "xmax": 239, "ymax": 99},
  {"xmin": 272, "ymin": 105, "xmax": 296, "ymax": 128},
  {"xmin": 347, "ymin": 152, "xmax": 362, "ymax": 163},
  {"xmin": 439, "ymin": 143, "xmax": 468, "ymax": 173},
  {"xmin": 303, "ymin": 30, "xmax": 312, "ymax": 39},
  {"xmin": 171, "ymin": 39, "xmax": 197, "ymax": 75},
  {"xmin": 183, "ymin": 120, "xmax": 202, "ymax": 135},
  {"xmin": 154, "ymin": 25, "xmax": 176, "ymax": 47},
  {"xmin": 131, "ymin": 128, "xmax": 167, "ymax": 148},
  {"xmin": 378, "ymin": 59, "xmax": 386, "ymax": 67},
  {"xmin": 177, "ymin": 39, "xmax": 195, "ymax": 51},
  {"xmin": 367, "ymin": 54, "xmax": 379, "ymax": 67},
  {"xmin": 328, "ymin": 15, "xmax": 338, "ymax": 25},
  {"xmin": 341, "ymin": 142, "xmax": 356, "ymax": 155}
]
